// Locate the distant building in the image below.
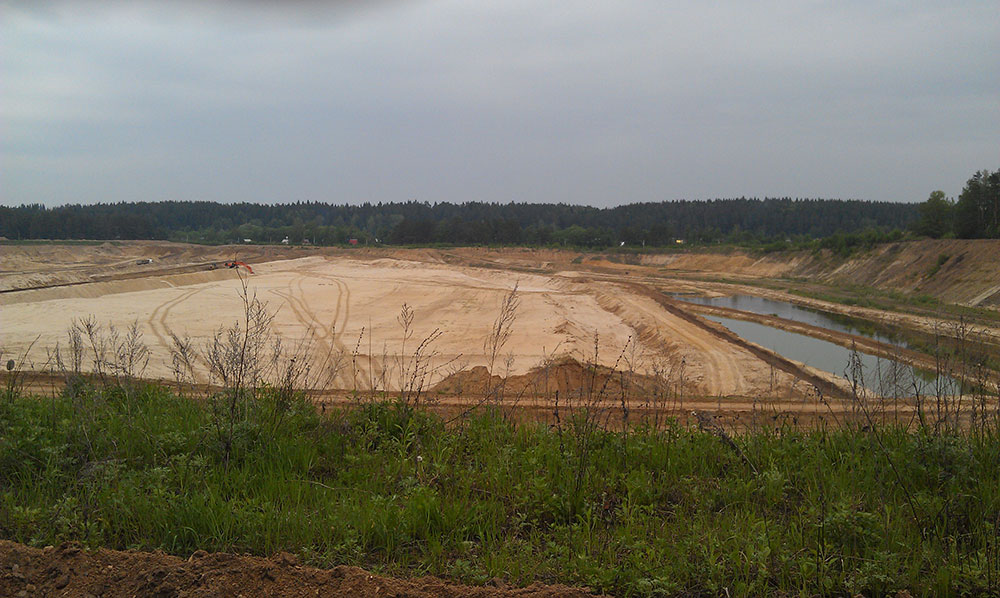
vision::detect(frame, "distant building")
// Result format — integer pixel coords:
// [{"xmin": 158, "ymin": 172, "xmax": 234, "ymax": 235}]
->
[
  {"xmin": 243, "ymin": 238, "xmax": 252, "ymax": 243},
  {"xmin": 348, "ymin": 238, "xmax": 359, "ymax": 246}
]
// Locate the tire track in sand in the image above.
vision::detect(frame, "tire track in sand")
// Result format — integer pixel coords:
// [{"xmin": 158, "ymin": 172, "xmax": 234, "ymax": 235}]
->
[
  {"xmin": 300, "ymin": 272, "xmax": 358, "ymax": 387},
  {"xmin": 147, "ymin": 287, "xmax": 204, "ymax": 350},
  {"xmin": 269, "ymin": 277, "xmax": 332, "ymax": 354},
  {"xmin": 268, "ymin": 274, "xmax": 353, "ymax": 383},
  {"xmin": 303, "ymin": 272, "xmax": 351, "ymax": 343},
  {"xmin": 594, "ymin": 287, "xmax": 747, "ymax": 396}
]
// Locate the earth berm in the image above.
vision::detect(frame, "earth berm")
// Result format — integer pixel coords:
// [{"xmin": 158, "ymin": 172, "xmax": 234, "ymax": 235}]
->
[{"xmin": 0, "ymin": 540, "xmax": 601, "ymax": 598}]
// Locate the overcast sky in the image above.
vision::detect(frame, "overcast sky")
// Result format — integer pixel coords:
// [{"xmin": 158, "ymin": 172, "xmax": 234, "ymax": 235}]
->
[{"xmin": 2, "ymin": 1, "xmax": 997, "ymax": 207}]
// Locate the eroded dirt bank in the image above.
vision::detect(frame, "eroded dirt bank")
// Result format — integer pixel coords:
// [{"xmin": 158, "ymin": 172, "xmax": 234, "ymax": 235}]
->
[
  {"xmin": 0, "ymin": 541, "xmax": 599, "ymax": 598},
  {"xmin": 632, "ymin": 239, "xmax": 1000, "ymax": 308}
]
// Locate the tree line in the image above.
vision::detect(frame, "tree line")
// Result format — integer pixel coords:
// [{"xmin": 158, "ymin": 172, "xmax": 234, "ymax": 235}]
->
[
  {"xmin": 914, "ymin": 169, "xmax": 1000, "ymax": 239},
  {"xmin": 0, "ymin": 197, "xmax": 918, "ymax": 249}
]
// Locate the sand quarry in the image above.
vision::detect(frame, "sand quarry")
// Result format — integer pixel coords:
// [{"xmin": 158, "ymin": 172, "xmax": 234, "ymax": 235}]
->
[{"xmin": 4, "ymin": 241, "xmax": 999, "ymax": 417}]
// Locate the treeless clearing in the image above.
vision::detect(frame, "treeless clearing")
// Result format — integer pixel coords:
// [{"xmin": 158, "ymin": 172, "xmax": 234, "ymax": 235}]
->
[{"xmin": 2, "ymin": 241, "xmax": 998, "ymax": 409}]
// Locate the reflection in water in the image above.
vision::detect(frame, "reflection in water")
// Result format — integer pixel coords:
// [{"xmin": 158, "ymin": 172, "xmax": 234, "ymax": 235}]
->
[
  {"xmin": 674, "ymin": 294, "xmax": 902, "ymax": 346},
  {"xmin": 693, "ymin": 308, "xmax": 959, "ymax": 397}
]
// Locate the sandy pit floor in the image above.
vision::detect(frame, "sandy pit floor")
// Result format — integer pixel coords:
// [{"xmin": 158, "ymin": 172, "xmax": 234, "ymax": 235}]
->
[{"xmin": 1, "ymin": 246, "xmax": 820, "ymax": 399}]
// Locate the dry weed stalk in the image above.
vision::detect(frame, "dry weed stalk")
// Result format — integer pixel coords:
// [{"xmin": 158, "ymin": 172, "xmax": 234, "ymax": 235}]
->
[
  {"xmin": 167, "ymin": 331, "xmax": 199, "ymax": 389},
  {"xmin": 483, "ymin": 282, "xmax": 520, "ymax": 405},
  {"xmin": 49, "ymin": 319, "xmax": 149, "ymax": 390},
  {"xmin": 399, "ymin": 327, "xmax": 453, "ymax": 407},
  {"xmin": 350, "ymin": 327, "xmax": 366, "ymax": 398},
  {"xmin": 45, "ymin": 318, "xmax": 155, "ymax": 459},
  {"xmin": 306, "ymin": 324, "xmax": 348, "ymax": 397},
  {"xmin": 2, "ymin": 337, "xmax": 41, "ymax": 403},
  {"xmin": 844, "ymin": 347, "xmax": 925, "ymax": 532},
  {"xmin": 396, "ymin": 303, "xmax": 415, "ymax": 391},
  {"xmin": 203, "ymin": 283, "xmax": 274, "ymax": 392},
  {"xmin": 560, "ymin": 333, "xmax": 635, "ymax": 517}
]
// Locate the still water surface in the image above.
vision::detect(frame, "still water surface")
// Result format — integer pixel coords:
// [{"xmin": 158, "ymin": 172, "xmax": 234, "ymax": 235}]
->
[
  {"xmin": 673, "ymin": 294, "xmax": 958, "ymax": 396},
  {"xmin": 673, "ymin": 294, "xmax": 900, "ymax": 345}
]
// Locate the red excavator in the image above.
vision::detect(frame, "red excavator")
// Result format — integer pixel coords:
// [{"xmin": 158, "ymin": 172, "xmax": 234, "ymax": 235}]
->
[{"xmin": 224, "ymin": 261, "xmax": 254, "ymax": 274}]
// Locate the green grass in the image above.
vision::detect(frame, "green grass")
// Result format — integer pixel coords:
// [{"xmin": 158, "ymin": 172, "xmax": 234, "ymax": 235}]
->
[
  {"xmin": 926, "ymin": 254, "xmax": 951, "ymax": 278},
  {"xmin": 784, "ymin": 283, "xmax": 1000, "ymax": 325},
  {"xmin": 693, "ymin": 272, "xmax": 1000, "ymax": 330},
  {"xmin": 2, "ymin": 382, "xmax": 1000, "ymax": 596}
]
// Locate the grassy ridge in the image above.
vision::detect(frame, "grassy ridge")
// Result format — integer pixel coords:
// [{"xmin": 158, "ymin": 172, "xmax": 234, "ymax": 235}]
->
[{"xmin": 2, "ymin": 382, "xmax": 999, "ymax": 596}]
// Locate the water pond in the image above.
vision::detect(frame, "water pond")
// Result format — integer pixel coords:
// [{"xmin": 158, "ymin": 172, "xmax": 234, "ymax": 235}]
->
[
  {"xmin": 672, "ymin": 294, "xmax": 958, "ymax": 396},
  {"xmin": 673, "ymin": 294, "xmax": 902, "ymax": 346}
]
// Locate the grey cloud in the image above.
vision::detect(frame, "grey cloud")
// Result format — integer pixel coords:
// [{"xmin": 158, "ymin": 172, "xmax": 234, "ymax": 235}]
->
[{"xmin": 2, "ymin": 0, "xmax": 998, "ymax": 207}]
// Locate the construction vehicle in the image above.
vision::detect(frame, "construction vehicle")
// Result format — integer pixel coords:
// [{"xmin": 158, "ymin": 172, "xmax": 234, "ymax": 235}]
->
[{"xmin": 224, "ymin": 261, "xmax": 254, "ymax": 274}]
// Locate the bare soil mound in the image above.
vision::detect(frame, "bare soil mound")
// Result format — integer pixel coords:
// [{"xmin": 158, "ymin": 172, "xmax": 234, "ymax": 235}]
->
[
  {"xmin": 0, "ymin": 540, "xmax": 599, "ymax": 598},
  {"xmin": 431, "ymin": 357, "xmax": 667, "ymax": 401}
]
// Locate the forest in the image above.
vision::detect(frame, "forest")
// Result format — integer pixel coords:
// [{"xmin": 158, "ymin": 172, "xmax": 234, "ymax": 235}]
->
[
  {"xmin": 0, "ymin": 197, "xmax": 918, "ymax": 249},
  {"xmin": 2, "ymin": 169, "xmax": 994, "ymax": 249}
]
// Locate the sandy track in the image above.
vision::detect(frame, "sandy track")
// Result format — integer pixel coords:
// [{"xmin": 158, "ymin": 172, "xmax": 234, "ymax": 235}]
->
[
  {"xmin": 147, "ymin": 287, "xmax": 204, "ymax": 349},
  {"xmin": 268, "ymin": 271, "xmax": 360, "ymax": 383},
  {"xmin": 594, "ymin": 287, "xmax": 751, "ymax": 395}
]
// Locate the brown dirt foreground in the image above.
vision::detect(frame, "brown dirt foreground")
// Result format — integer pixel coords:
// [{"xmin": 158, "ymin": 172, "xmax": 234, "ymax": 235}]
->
[{"xmin": 0, "ymin": 541, "xmax": 601, "ymax": 598}]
